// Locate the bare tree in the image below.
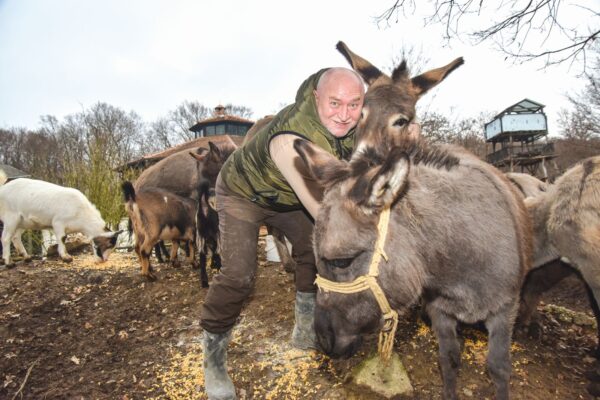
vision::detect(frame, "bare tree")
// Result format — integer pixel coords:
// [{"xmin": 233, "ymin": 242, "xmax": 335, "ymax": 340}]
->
[
  {"xmin": 420, "ymin": 110, "xmax": 490, "ymax": 158},
  {"xmin": 377, "ymin": 1, "xmax": 600, "ymax": 72},
  {"xmin": 558, "ymin": 65, "xmax": 600, "ymax": 140}
]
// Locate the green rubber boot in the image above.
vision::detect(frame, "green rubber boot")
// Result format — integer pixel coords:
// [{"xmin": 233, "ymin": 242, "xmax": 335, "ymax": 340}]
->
[
  {"xmin": 202, "ymin": 330, "xmax": 236, "ymax": 400},
  {"xmin": 291, "ymin": 291, "xmax": 317, "ymax": 350}
]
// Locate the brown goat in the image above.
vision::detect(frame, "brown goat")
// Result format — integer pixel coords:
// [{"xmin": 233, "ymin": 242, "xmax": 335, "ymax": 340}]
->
[
  {"xmin": 293, "ymin": 41, "xmax": 531, "ymax": 400},
  {"xmin": 135, "ymin": 137, "xmax": 238, "ymax": 199},
  {"xmin": 122, "ymin": 182, "xmax": 197, "ymax": 281},
  {"xmin": 133, "ymin": 140, "xmax": 236, "ymax": 277}
]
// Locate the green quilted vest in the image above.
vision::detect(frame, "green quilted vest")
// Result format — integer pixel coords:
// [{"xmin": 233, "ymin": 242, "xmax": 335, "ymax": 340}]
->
[{"xmin": 220, "ymin": 68, "xmax": 355, "ymax": 211}]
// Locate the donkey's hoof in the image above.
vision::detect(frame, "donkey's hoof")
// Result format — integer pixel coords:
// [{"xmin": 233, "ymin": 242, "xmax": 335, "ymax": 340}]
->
[
  {"xmin": 526, "ymin": 321, "xmax": 543, "ymax": 339},
  {"xmin": 61, "ymin": 256, "xmax": 74, "ymax": 263},
  {"xmin": 191, "ymin": 262, "xmax": 200, "ymax": 270},
  {"xmin": 170, "ymin": 260, "xmax": 180, "ymax": 268},
  {"xmin": 5, "ymin": 263, "xmax": 16, "ymax": 269},
  {"xmin": 23, "ymin": 256, "xmax": 33, "ymax": 263},
  {"xmin": 201, "ymin": 281, "xmax": 210, "ymax": 288},
  {"xmin": 144, "ymin": 273, "xmax": 158, "ymax": 282}
]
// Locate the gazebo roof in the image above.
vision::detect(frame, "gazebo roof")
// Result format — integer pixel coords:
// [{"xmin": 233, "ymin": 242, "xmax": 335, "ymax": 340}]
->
[
  {"xmin": 0, "ymin": 164, "xmax": 30, "ymax": 180},
  {"xmin": 189, "ymin": 105, "xmax": 254, "ymax": 132},
  {"xmin": 495, "ymin": 98, "xmax": 545, "ymax": 118}
]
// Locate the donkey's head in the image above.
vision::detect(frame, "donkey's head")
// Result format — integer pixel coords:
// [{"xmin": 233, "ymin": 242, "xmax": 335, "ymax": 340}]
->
[
  {"xmin": 294, "ymin": 139, "xmax": 413, "ymax": 358},
  {"xmin": 336, "ymin": 41, "xmax": 463, "ymax": 154}
]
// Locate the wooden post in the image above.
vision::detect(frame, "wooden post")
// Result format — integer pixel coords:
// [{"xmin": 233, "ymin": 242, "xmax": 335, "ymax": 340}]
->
[{"xmin": 509, "ymin": 135, "xmax": 514, "ymax": 172}]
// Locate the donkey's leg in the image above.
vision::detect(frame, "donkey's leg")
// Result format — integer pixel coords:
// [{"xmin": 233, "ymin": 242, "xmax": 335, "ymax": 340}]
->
[
  {"xmin": 428, "ymin": 306, "xmax": 460, "ymax": 400},
  {"xmin": 12, "ymin": 229, "xmax": 32, "ymax": 261},
  {"xmin": 572, "ymin": 258, "xmax": 600, "ymax": 357},
  {"xmin": 582, "ymin": 281, "xmax": 600, "ymax": 358},
  {"xmin": 484, "ymin": 302, "xmax": 516, "ymax": 400},
  {"xmin": 518, "ymin": 259, "xmax": 572, "ymax": 332}
]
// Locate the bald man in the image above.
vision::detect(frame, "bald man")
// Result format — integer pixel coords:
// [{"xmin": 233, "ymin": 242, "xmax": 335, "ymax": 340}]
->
[{"xmin": 200, "ymin": 68, "xmax": 365, "ymax": 400}]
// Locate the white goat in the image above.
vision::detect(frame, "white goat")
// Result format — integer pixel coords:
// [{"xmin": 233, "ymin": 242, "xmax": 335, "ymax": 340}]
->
[{"xmin": 0, "ymin": 171, "xmax": 120, "ymax": 266}]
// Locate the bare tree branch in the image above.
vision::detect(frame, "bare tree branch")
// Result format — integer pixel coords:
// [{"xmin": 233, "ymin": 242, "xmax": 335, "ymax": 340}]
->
[{"xmin": 376, "ymin": 0, "xmax": 599, "ymax": 73}]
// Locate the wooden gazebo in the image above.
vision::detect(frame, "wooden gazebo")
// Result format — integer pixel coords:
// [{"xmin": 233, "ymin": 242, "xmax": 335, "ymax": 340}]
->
[{"xmin": 485, "ymin": 99, "xmax": 555, "ymax": 179}]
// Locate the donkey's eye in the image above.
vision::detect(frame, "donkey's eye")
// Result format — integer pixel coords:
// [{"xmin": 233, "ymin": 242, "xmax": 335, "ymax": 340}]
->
[
  {"xmin": 323, "ymin": 257, "xmax": 355, "ymax": 269},
  {"xmin": 322, "ymin": 251, "xmax": 363, "ymax": 269},
  {"xmin": 393, "ymin": 117, "xmax": 409, "ymax": 127}
]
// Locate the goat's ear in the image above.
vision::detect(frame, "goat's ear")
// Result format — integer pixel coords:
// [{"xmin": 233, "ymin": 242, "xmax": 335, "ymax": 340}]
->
[
  {"xmin": 364, "ymin": 147, "xmax": 410, "ymax": 210},
  {"xmin": 208, "ymin": 141, "xmax": 223, "ymax": 161},
  {"xmin": 189, "ymin": 151, "xmax": 208, "ymax": 163},
  {"xmin": 98, "ymin": 230, "xmax": 122, "ymax": 238},
  {"xmin": 336, "ymin": 41, "xmax": 391, "ymax": 88},
  {"xmin": 410, "ymin": 57, "xmax": 464, "ymax": 98},
  {"xmin": 293, "ymin": 139, "xmax": 349, "ymax": 186}
]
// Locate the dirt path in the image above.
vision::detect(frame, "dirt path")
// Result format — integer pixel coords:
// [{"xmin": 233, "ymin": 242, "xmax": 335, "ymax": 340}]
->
[{"xmin": 0, "ymin": 236, "xmax": 597, "ymax": 399}]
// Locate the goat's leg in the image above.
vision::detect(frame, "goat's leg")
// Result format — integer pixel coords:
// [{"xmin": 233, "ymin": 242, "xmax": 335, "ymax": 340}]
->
[
  {"xmin": 53, "ymin": 225, "xmax": 72, "ymax": 263},
  {"xmin": 211, "ymin": 247, "xmax": 222, "ymax": 270},
  {"xmin": 169, "ymin": 241, "xmax": 180, "ymax": 267},
  {"xmin": 485, "ymin": 302, "xmax": 516, "ymax": 400},
  {"xmin": 185, "ymin": 240, "xmax": 197, "ymax": 268},
  {"xmin": 427, "ymin": 305, "xmax": 460, "ymax": 400},
  {"xmin": 268, "ymin": 225, "xmax": 295, "ymax": 273},
  {"xmin": 154, "ymin": 242, "xmax": 165, "ymax": 263},
  {"xmin": 139, "ymin": 241, "xmax": 157, "ymax": 281},
  {"xmin": 11, "ymin": 229, "xmax": 32, "ymax": 262},
  {"xmin": 199, "ymin": 245, "xmax": 209, "ymax": 288},
  {"xmin": 1, "ymin": 221, "xmax": 15, "ymax": 267}
]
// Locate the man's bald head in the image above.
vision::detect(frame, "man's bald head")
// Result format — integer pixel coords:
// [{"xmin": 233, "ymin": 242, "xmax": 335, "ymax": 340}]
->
[{"xmin": 314, "ymin": 68, "xmax": 365, "ymax": 138}]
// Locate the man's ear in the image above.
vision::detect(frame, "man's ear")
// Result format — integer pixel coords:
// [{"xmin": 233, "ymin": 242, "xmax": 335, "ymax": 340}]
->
[{"xmin": 293, "ymin": 139, "xmax": 350, "ymax": 186}]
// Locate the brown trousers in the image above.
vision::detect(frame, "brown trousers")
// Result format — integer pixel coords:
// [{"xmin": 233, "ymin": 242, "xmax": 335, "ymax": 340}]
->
[{"xmin": 200, "ymin": 175, "xmax": 317, "ymax": 334}]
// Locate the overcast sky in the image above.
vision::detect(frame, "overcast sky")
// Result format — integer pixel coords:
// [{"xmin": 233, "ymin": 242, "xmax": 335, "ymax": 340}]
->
[{"xmin": 0, "ymin": 1, "xmax": 593, "ymax": 136}]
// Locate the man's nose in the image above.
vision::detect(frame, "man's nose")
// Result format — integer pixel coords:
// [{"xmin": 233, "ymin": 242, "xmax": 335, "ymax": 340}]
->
[{"xmin": 338, "ymin": 105, "xmax": 349, "ymax": 120}]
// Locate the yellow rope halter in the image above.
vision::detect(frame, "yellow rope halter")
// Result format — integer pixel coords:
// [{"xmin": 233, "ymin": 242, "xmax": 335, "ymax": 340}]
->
[{"xmin": 314, "ymin": 207, "xmax": 398, "ymax": 362}]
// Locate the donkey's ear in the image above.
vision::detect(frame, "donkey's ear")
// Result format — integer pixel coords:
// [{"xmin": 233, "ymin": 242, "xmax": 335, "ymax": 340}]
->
[
  {"xmin": 364, "ymin": 147, "xmax": 410, "ymax": 210},
  {"xmin": 336, "ymin": 41, "xmax": 391, "ymax": 88},
  {"xmin": 293, "ymin": 139, "xmax": 350, "ymax": 186},
  {"xmin": 410, "ymin": 57, "xmax": 464, "ymax": 98}
]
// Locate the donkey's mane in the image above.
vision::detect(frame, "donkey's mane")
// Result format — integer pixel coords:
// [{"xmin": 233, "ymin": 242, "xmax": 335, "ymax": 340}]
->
[
  {"xmin": 352, "ymin": 137, "xmax": 459, "ymax": 175},
  {"xmin": 400, "ymin": 138, "xmax": 460, "ymax": 171}
]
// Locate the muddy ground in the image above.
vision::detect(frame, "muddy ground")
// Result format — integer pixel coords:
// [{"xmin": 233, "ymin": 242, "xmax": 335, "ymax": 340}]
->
[{"xmin": 0, "ymin": 233, "xmax": 598, "ymax": 399}]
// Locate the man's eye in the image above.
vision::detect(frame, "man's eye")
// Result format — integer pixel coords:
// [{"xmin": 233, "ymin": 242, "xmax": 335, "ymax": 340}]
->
[
  {"xmin": 330, "ymin": 101, "xmax": 339, "ymax": 107},
  {"xmin": 394, "ymin": 118, "xmax": 409, "ymax": 127}
]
